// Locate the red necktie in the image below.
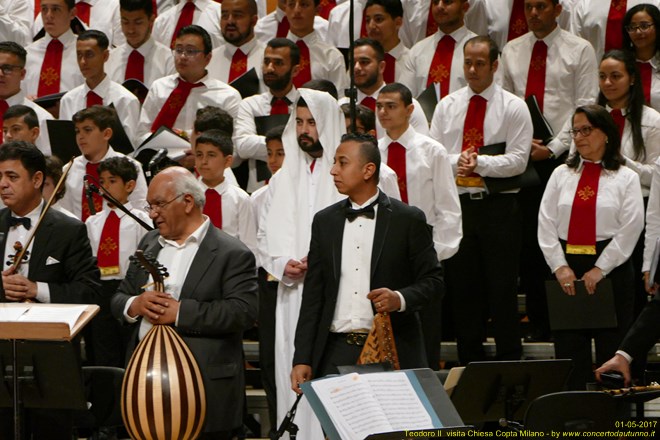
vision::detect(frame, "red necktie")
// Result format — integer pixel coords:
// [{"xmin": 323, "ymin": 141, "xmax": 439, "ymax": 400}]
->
[
  {"xmin": 428, "ymin": 35, "xmax": 455, "ymax": 98},
  {"xmin": 0, "ymin": 100, "xmax": 8, "ymax": 144},
  {"xmin": 271, "ymin": 97, "xmax": 289, "ymax": 115},
  {"xmin": 462, "ymin": 95, "xmax": 487, "ymax": 151},
  {"xmin": 310, "ymin": 159, "xmax": 316, "ymax": 173},
  {"xmin": 83, "ymin": 162, "xmax": 103, "ymax": 222},
  {"xmin": 383, "ymin": 53, "xmax": 396, "ymax": 84},
  {"xmin": 525, "ymin": 40, "xmax": 548, "ymax": 112},
  {"xmin": 360, "ymin": 96, "xmax": 376, "ymax": 112},
  {"xmin": 426, "ymin": 3, "xmax": 438, "ymax": 37},
  {"xmin": 229, "ymin": 48, "xmax": 248, "ymax": 83},
  {"xmin": 86, "ymin": 90, "xmax": 103, "ymax": 107},
  {"xmin": 360, "ymin": 8, "xmax": 368, "ymax": 38},
  {"xmin": 76, "ymin": 1, "xmax": 91, "ymax": 25},
  {"xmin": 152, "ymin": 0, "xmax": 158, "ymax": 17},
  {"xmin": 508, "ymin": 0, "xmax": 528, "ymax": 41},
  {"xmin": 605, "ymin": 0, "xmax": 627, "ymax": 52},
  {"xmin": 125, "ymin": 49, "xmax": 145, "ymax": 82},
  {"xmin": 318, "ymin": 0, "xmax": 337, "ymax": 20},
  {"xmin": 151, "ymin": 78, "xmax": 203, "ymax": 132},
  {"xmin": 97, "ymin": 210, "xmax": 120, "ymax": 276},
  {"xmin": 566, "ymin": 162, "xmax": 601, "ymax": 255},
  {"xmin": 387, "ymin": 142, "xmax": 408, "ymax": 204},
  {"xmin": 610, "ymin": 109, "xmax": 625, "ymax": 140},
  {"xmin": 34, "ymin": 0, "xmax": 41, "ymax": 19},
  {"xmin": 38, "ymin": 39, "xmax": 64, "ymax": 97},
  {"xmin": 293, "ymin": 40, "xmax": 312, "ymax": 88},
  {"xmin": 204, "ymin": 188, "xmax": 222, "ymax": 228},
  {"xmin": 171, "ymin": 1, "xmax": 196, "ymax": 49},
  {"xmin": 638, "ymin": 61, "xmax": 652, "ymax": 105},
  {"xmin": 276, "ymin": 15, "xmax": 290, "ymax": 38}
]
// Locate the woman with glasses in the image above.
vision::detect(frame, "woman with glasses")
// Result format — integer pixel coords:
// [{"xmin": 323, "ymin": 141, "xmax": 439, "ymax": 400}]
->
[
  {"xmin": 623, "ymin": 3, "xmax": 660, "ymax": 111},
  {"xmin": 538, "ymin": 104, "xmax": 644, "ymax": 390}
]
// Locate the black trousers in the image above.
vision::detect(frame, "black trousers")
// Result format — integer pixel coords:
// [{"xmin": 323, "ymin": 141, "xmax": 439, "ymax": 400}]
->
[
  {"xmin": 317, "ymin": 333, "xmax": 364, "ymax": 378},
  {"xmin": 445, "ymin": 193, "xmax": 523, "ymax": 364},
  {"xmin": 553, "ymin": 241, "xmax": 635, "ymax": 390},
  {"xmin": 257, "ymin": 267, "xmax": 278, "ymax": 436}
]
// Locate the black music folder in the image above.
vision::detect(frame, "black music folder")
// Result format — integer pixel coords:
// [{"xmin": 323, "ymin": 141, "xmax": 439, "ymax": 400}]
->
[
  {"xmin": 108, "ymin": 103, "xmax": 135, "ymax": 154},
  {"xmin": 417, "ymin": 84, "xmax": 438, "ymax": 123},
  {"xmin": 47, "ymin": 120, "xmax": 78, "ymax": 162},
  {"xmin": 479, "ymin": 142, "xmax": 541, "ymax": 193},
  {"xmin": 525, "ymin": 95, "xmax": 554, "ymax": 144},
  {"xmin": 122, "ymin": 78, "xmax": 149, "ymax": 103},
  {"xmin": 33, "ymin": 91, "xmax": 66, "ymax": 112},
  {"xmin": 546, "ymin": 279, "xmax": 617, "ymax": 331},
  {"xmin": 230, "ymin": 68, "xmax": 260, "ymax": 99}
]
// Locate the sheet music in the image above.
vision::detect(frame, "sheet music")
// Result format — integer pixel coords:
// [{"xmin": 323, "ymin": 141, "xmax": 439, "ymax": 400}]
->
[
  {"xmin": 19, "ymin": 305, "xmax": 87, "ymax": 330},
  {"xmin": 0, "ymin": 305, "xmax": 29, "ymax": 322},
  {"xmin": 312, "ymin": 373, "xmax": 392, "ymax": 439},
  {"xmin": 363, "ymin": 372, "xmax": 434, "ymax": 430}
]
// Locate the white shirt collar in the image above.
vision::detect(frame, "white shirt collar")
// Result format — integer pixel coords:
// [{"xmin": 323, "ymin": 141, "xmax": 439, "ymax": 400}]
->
[{"xmin": 158, "ymin": 217, "xmax": 211, "ymax": 249}]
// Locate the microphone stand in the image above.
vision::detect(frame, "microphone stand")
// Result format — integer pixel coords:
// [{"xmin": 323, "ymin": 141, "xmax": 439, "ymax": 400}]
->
[
  {"xmin": 84, "ymin": 174, "xmax": 154, "ymax": 232},
  {"xmin": 275, "ymin": 393, "xmax": 302, "ymax": 439}
]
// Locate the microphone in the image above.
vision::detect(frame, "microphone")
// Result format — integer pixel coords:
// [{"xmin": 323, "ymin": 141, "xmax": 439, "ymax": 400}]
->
[
  {"xmin": 276, "ymin": 393, "xmax": 302, "ymax": 439},
  {"xmin": 83, "ymin": 175, "xmax": 97, "ymax": 216},
  {"xmin": 147, "ymin": 149, "xmax": 168, "ymax": 178}
]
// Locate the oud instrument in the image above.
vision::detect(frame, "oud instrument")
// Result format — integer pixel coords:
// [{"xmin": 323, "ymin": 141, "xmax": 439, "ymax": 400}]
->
[{"xmin": 121, "ymin": 250, "xmax": 206, "ymax": 440}]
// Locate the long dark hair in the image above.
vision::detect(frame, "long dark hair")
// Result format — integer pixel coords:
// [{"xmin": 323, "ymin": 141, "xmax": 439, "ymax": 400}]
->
[
  {"xmin": 622, "ymin": 3, "xmax": 660, "ymax": 53},
  {"xmin": 566, "ymin": 105, "xmax": 625, "ymax": 171},
  {"xmin": 597, "ymin": 49, "xmax": 646, "ymax": 161}
]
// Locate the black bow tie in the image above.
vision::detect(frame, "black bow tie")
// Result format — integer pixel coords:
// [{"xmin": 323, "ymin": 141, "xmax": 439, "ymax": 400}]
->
[
  {"xmin": 345, "ymin": 201, "xmax": 377, "ymax": 222},
  {"xmin": 8, "ymin": 216, "xmax": 31, "ymax": 229}
]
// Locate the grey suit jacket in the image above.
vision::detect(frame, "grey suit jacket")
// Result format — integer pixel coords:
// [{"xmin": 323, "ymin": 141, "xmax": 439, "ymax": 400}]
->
[{"xmin": 111, "ymin": 224, "xmax": 258, "ymax": 432}]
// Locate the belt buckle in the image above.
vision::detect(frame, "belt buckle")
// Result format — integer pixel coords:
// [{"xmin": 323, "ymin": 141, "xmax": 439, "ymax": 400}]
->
[
  {"xmin": 469, "ymin": 192, "xmax": 485, "ymax": 200},
  {"xmin": 346, "ymin": 333, "xmax": 367, "ymax": 346}
]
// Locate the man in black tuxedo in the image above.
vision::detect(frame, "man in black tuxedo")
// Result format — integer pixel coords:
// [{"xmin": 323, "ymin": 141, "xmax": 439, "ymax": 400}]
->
[
  {"xmin": 290, "ymin": 133, "xmax": 443, "ymax": 390},
  {"xmin": 110, "ymin": 166, "xmax": 258, "ymax": 439},
  {"xmin": 0, "ymin": 141, "xmax": 99, "ymax": 439}
]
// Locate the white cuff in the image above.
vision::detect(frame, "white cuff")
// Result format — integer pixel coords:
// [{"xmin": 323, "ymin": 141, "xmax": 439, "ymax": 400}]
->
[
  {"xmin": 616, "ymin": 350, "xmax": 633, "ymax": 363},
  {"xmin": 35, "ymin": 282, "xmax": 50, "ymax": 303},
  {"xmin": 395, "ymin": 290, "xmax": 406, "ymax": 312}
]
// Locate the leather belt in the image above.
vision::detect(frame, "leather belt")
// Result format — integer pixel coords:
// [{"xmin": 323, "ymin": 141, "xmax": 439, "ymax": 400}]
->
[
  {"xmin": 331, "ymin": 332, "xmax": 368, "ymax": 346},
  {"xmin": 459, "ymin": 192, "xmax": 487, "ymax": 201}
]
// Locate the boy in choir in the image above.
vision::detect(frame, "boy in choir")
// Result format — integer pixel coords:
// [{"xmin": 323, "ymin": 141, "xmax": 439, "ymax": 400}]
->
[
  {"xmin": 195, "ymin": 129, "xmax": 257, "ymax": 254},
  {"xmin": 2, "ymin": 105, "xmax": 41, "ymax": 147},
  {"xmin": 85, "ymin": 155, "xmax": 151, "ymax": 367},
  {"xmin": 59, "ymin": 106, "xmax": 148, "ymax": 221},
  {"xmin": 59, "ymin": 29, "xmax": 141, "ymax": 148}
]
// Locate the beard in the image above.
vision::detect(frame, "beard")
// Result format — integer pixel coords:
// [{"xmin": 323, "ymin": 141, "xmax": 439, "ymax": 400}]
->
[
  {"xmin": 298, "ymin": 135, "xmax": 323, "ymax": 155},
  {"xmin": 264, "ymin": 69, "xmax": 293, "ymax": 92},
  {"xmin": 355, "ymin": 70, "xmax": 379, "ymax": 90},
  {"xmin": 222, "ymin": 28, "xmax": 252, "ymax": 46}
]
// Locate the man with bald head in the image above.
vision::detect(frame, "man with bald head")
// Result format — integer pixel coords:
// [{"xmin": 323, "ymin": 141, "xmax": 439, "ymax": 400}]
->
[{"xmin": 111, "ymin": 166, "xmax": 258, "ymax": 439}]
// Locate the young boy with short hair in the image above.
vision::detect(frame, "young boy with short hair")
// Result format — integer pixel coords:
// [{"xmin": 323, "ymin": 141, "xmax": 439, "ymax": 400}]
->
[
  {"xmin": 59, "ymin": 106, "xmax": 148, "ymax": 221},
  {"xmin": 85, "ymin": 155, "xmax": 151, "ymax": 366},
  {"xmin": 195, "ymin": 128, "xmax": 256, "ymax": 254}
]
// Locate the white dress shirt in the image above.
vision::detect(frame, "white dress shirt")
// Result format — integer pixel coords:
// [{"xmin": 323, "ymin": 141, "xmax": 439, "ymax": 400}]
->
[
  {"xmin": 499, "ymin": 26, "xmax": 599, "ymax": 139},
  {"xmin": 643, "ymin": 157, "xmax": 660, "ymax": 271},
  {"xmin": 24, "ymin": 29, "xmax": 85, "ymax": 97},
  {"xmin": 234, "ymin": 87, "xmax": 299, "ymax": 193},
  {"xmin": 152, "ymin": 0, "xmax": 223, "ymax": 49},
  {"xmin": 33, "ymin": 0, "xmax": 125, "ymax": 48},
  {"xmin": 429, "ymin": 83, "xmax": 533, "ymax": 194},
  {"xmin": 5, "ymin": 89, "xmax": 54, "ymax": 155},
  {"xmin": 207, "ymin": 37, "xmax": 266, "ymax": 92},
  {"xmin": 107, "ymin": 37, "xmax": 176, "ymax": 88},
  {"xmin": 250, "ymin": 182, "xmax": 270, "ymax": 268},
  {"xmin": 379, "ymin": 126, "xmax": 462, "ymax": 261},
  {"xmin": 3, "ymin": 201, "xmax": 50, "ymax": 302},
  {"xmin": 327, "ymin": 0, "xmax": 367, "ymax": 49},
  {"xmin": 387, "ymin": 42, "xmax": 414, "ymax": 84},
  {"xmin": 85, "ymin": 202, "xmax": 151, "ymax": 279},
  {"xmin": 538, "ymin": 161, "xmax": 644, "ymax": 275},
  {"xmin": 137, "ymin": 73, "xmax": 242, "ymax": 143},
  {"xmin": 0, "ymin": 0, "xmax": 31, "ymax": 46},
  {"xmin": 254, "ymin": 7, "xmax": 329, "ymax": 43},
  {"xmin": 285, "ymin": 30, "xmax": 349, "ymax": 97},
  {"xmin": 638, "ymin": 53, "xmax": 660, "ymax": 114},
  {"xmin": 58, "ymin": 147, "xmax": 148, "ymax": 221},
  {"xmin": 59, "ymin": 74, "xmax": 141, "ymax": 149},
  {"xmin": 571, "ymin": 0, "xmax": 660, "ymax": 60},
  {"xmin": 200, "ymin": 178, "xmax": 258, "ymax": 256},
  {"xmin": 550, "ymin": 105, "xmax": 660, "ymax": 196},
  {"xmin": 400, "ymin": 26, "xmax": 476, "ymax": 98}
]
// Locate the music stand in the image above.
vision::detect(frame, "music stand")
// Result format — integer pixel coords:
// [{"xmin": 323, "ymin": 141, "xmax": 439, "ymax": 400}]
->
[
  {"xmin": 450, "ymin": 359, "xmax": 573, "ymax": 424},
  {"xmin": 0, "ymin": 304, "xmax": 99, "ymax": 440}
]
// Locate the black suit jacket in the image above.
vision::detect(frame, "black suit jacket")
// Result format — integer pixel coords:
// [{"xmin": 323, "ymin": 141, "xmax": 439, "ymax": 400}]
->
[
  {"xmin": 0, "ymin": 208, "xmax": 99, "ymax": 303},
  {"xmin": 620, "ymin": 294, "xmax": 660, "ymax": 361},
  {"xmin": 110, "ymin": 225, "xmax": 258, "ymax": 433},
  {"xmin": 292, "ymin": 191, "xmax": 443, "ymax": 373}
]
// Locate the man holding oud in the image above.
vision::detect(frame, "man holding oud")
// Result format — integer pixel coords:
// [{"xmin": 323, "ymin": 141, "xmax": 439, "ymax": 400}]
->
[
  {"xmin": 290, "ymin": 133, "xmax": 442, "ymax": 389},
  {"xmin": 110, "ymin": 166, "xmax": 258, "ymax": 439}
]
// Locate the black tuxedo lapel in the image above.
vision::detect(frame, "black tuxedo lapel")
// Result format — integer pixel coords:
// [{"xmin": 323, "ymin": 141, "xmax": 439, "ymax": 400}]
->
[
  {"xmin": 331, "ymin": 205, "xmax": 346, "ymax": 281},
  {"xmin": 28, "ymin": 211, "xmax": 55, "ymax": 277},
  {"xmin": 370, "ymin": 192, "xmax": 392, "ymax": 279},
  {"xmin": 0, "ymin": 210, "xmax": 11, "ymax": 271},
  {"xmin": 180, "ymin": 227, "xmax": 219, "ymax": 299}
]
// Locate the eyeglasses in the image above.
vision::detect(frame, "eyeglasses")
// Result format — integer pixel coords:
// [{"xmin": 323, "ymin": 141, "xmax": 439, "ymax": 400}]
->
[
  {"xmin": 625, "ymin": 22, "xmax": 655, "ymax": 33},
  {"xmin": 568, "ymin": 126, "xmax": 596, "ymax": 138},
  {"xmin": 172, "ymin": 47, "xmax": 205, "ymax": 58},
  {"xmin": 144, "ymin": 193, "xmax": 184, "ymax": 213},
  {"xmin": 0, "ymin": 64, "xmax": 22, "ymax": 75}
]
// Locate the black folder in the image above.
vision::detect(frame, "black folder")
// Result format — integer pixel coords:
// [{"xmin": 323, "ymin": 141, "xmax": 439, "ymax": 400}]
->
[
  {"xmin": 108, "ymin": 103, "xmax": 135, "ymax": 154},
  {"xmin": 47, "ymin": 120, "xmax": 78, "ymax": 162},
  {"xmin": 229, "ymin": 68, "xmax": 260, "ymax": 99},
  {"xmin": 546, "ymin": 279, "xmax": 617, "ymax": 330},
  {"xmin": 33, "ymin": 91, "xmax": 66, "ymax": 111},
  {"xmin": 525, "ymin": 95, "xmax": 554, "ymax": 144},
  {"xmin": 478, "ymin": 142, "xmax": 541, "ymax": 193},
  {"xmin": 122, "ymin": 78, "xmax": 149, "ymax": 103},
  {"xmin": 417, "ymin": 84, "xmax": 438, "ymax": 124}
]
